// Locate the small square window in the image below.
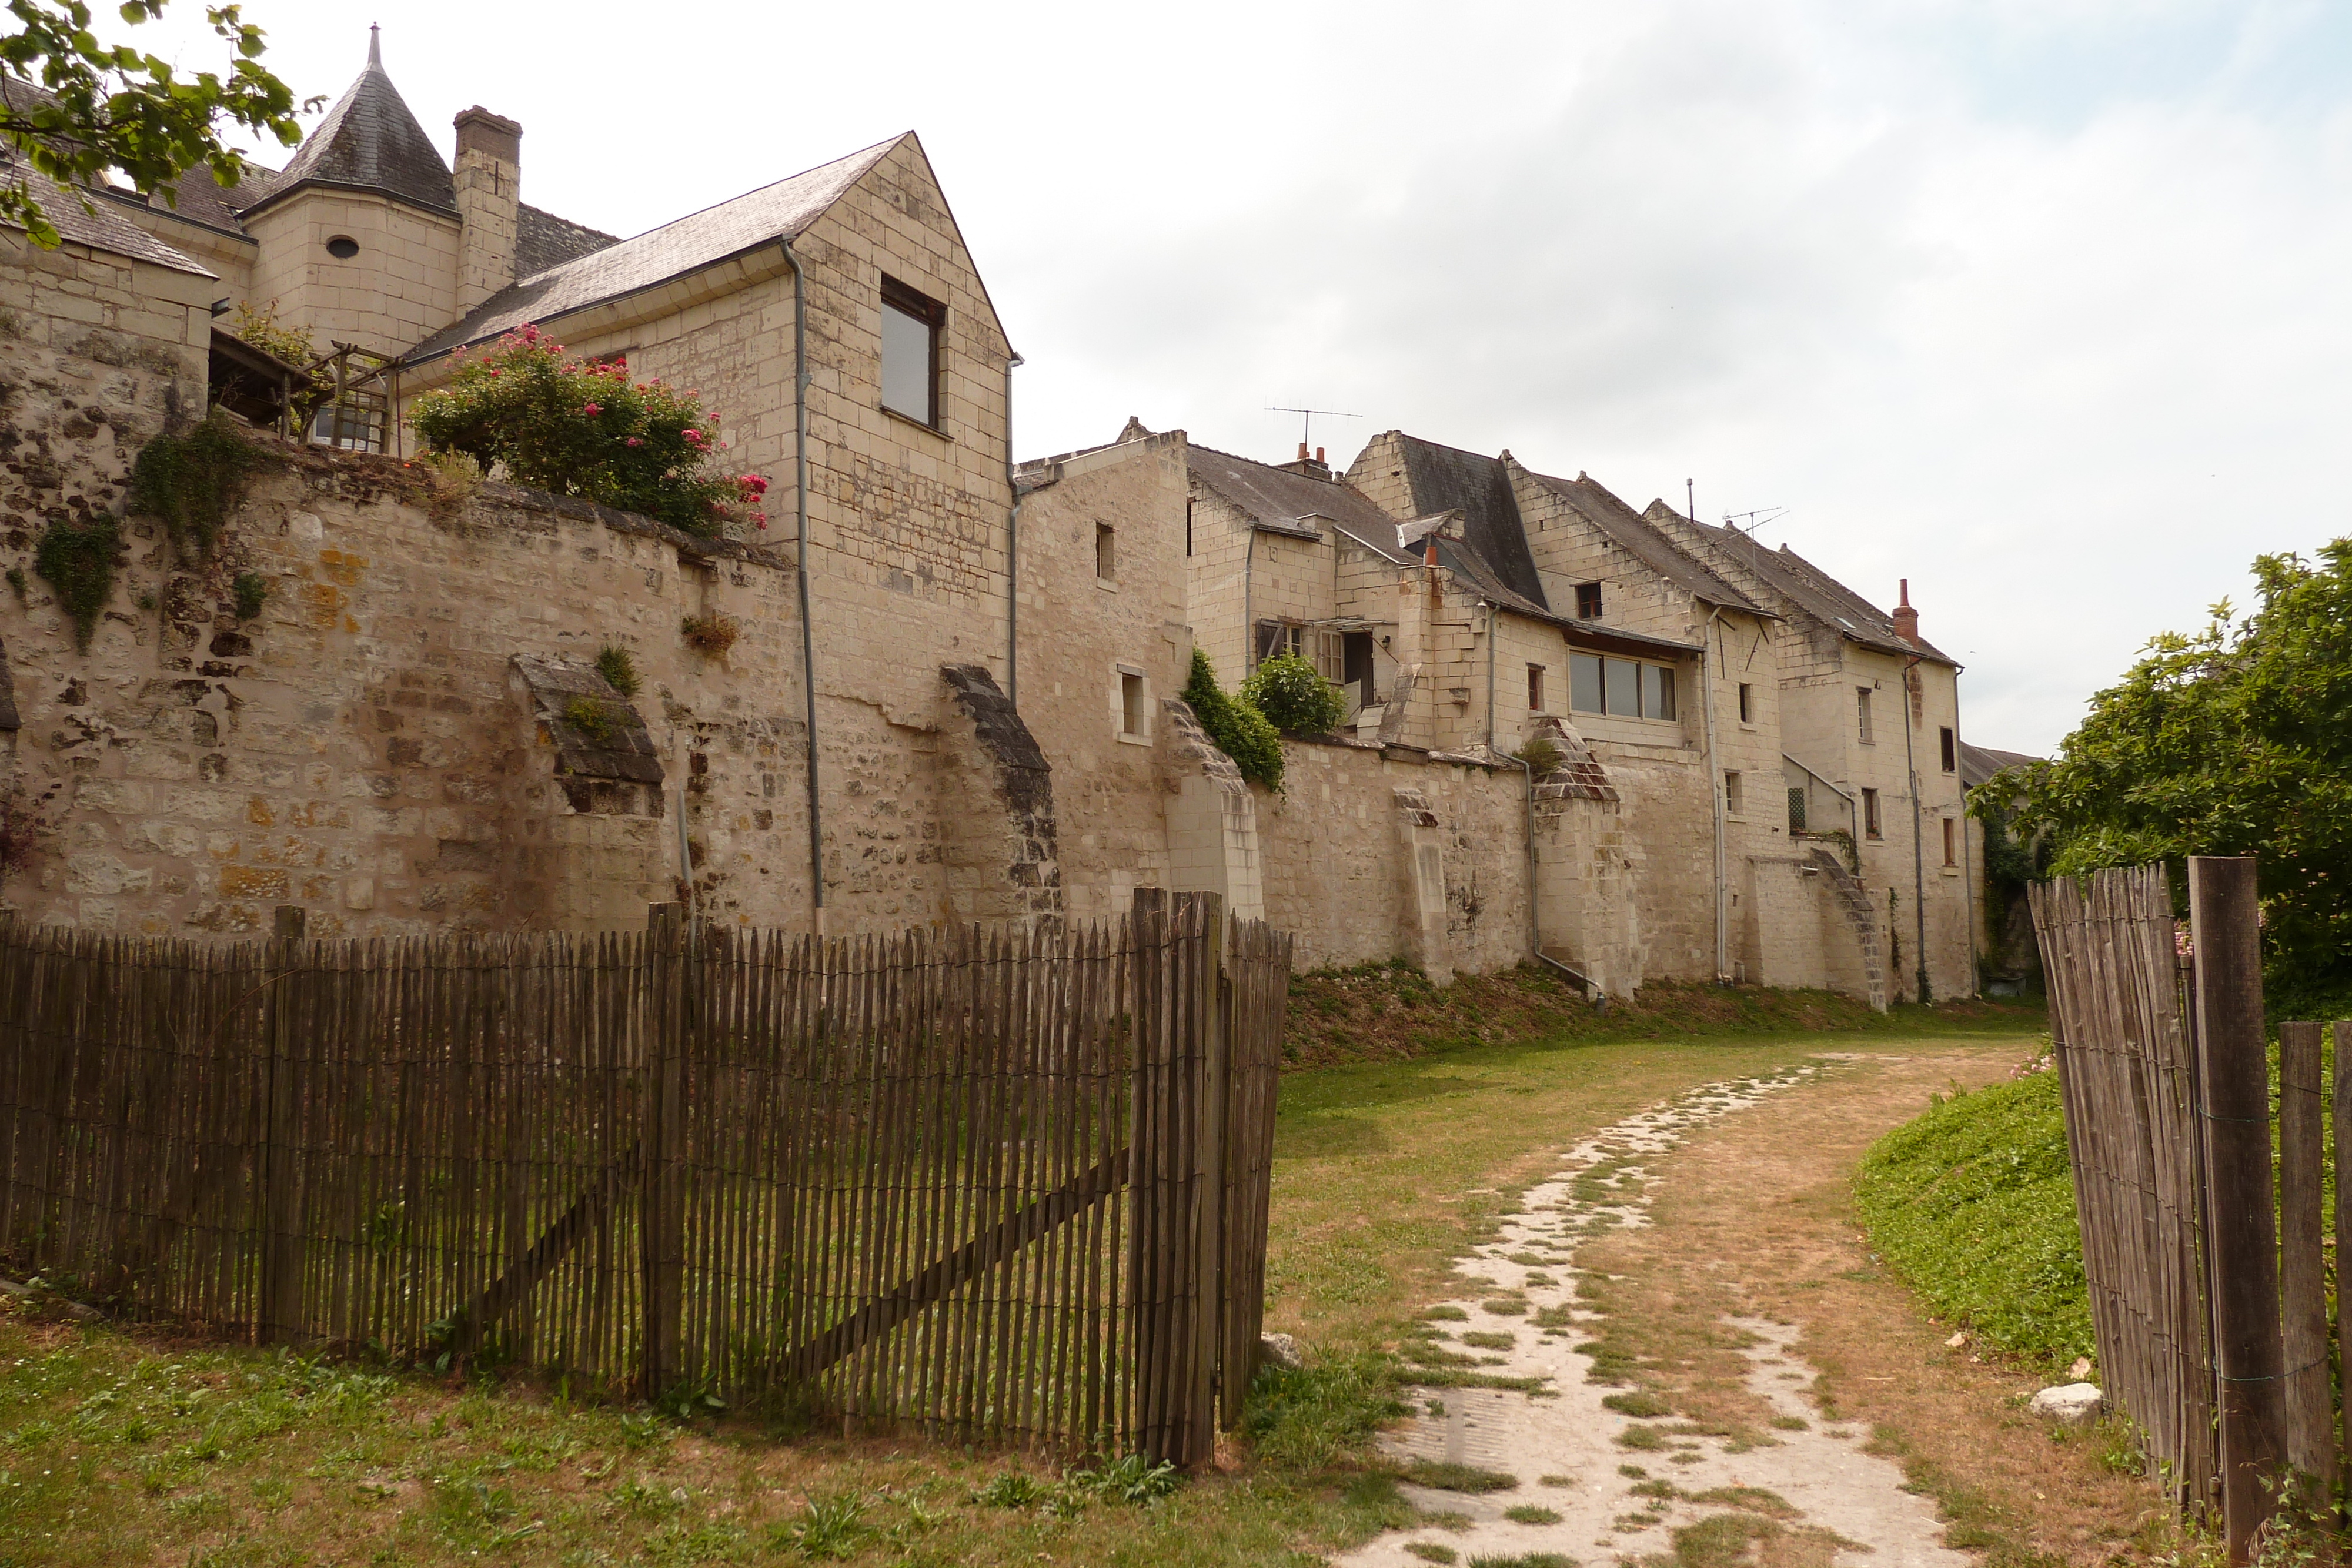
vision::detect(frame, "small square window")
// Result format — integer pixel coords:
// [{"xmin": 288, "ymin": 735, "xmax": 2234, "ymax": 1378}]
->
[
  {"xmin": 1724, "ymin": 771, "xmax": 1743, "ymax": 817},
  {"xmin": 1857, "ymin": 688, "xmax": 1875, "ymax": 744},
  {"xmin": 1527, "ymin": 664, "xmax": 1546, "ymax": 712},
  {"xmin": 880, "ymin": 275, "xmax": 943, "ymax": 426},
  {"xmin": 1574, "ymin": 581, "xmax": 1603, "ymax": 619},
  {"xmin": 1120, "ymin": 671, "xmax": 1146, "ymax": 737},
  {"xmin": 1095, "ymin": 523, "xmax": 1116, "ymax": 581},
  {"xmin": 1940, "ymin": 726, "xmax": 1956, "ymax": 773},
  {"xmin": 1862, "ymin": 787, "xmax": 1882, "ymax": 838},
  {"xmin": 1738, "ymin": 683, "xmax": 1753, "ymax": 724}
]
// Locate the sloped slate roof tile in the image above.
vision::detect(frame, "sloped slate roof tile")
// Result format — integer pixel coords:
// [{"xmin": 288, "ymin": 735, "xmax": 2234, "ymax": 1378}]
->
[
  {"xmin": 1526, "ymin": 471, "xmax": 1768, "ymax": 616},
  {"xmin": 248, "ymin": 54, "xmax": 455, "ymax": 217},
  {"xmin": 1186, "ymin": 443, "xmax": 1411, "ymax": 562},
  {"xmin": 0, "ymin": 158, "xmax": 213, "ymax": 275},
  {"xmin": 1392, "ymin": 434, "xmax": 1549, "ymax": 609}
]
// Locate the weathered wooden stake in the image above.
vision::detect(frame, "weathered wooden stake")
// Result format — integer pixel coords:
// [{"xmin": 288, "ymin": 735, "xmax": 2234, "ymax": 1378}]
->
[
  {"xmin": 2274, "ymin": 1021, "xmax": 2334, "ymax": 1492},
  {"xmin": 643, "ymin": 902, "xmax": 686, "ymax": 1398},
  {"xmin": 2334, "ymin": 1021, "xmax": 2352, "ymax": 1491},
  {"xmin": 2189, "ymin": 855, "xmax": 2286, "ymax": 1561}
]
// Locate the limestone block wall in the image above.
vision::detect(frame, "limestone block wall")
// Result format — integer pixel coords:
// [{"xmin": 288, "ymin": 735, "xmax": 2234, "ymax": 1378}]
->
[
  {"xmin": 243, "ymin": 191, "xmax": 462, "ymax": 360},
  {"xmin": 0, "ymin": 237, "xmax": 213, "ymax": 567},
  {"xmin": 1013, "ymin": 431, "xmax": 1191, "ymax": 922}
]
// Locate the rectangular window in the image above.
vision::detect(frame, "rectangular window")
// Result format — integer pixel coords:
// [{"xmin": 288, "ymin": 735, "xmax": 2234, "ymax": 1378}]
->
[
  {"xmin": 1940, "ymin": 726, "xmax": 1956, "ymax": 773},
  {"xmin": 1786, "ymin": 787, "xmax": 1807, "ymax": 832},
  {"xmin": 1738, "ymin": 682, "xmax": 1753, "ymax": 724},
  {"xmin": 1252, "ymin": 620, "xmax": 1301, "ymax": 670},
  {"xmin": 1724, "ymin": 771, "xmax": 1743, "ymax": 817},
  {"xmin": 1605, "ymin": 657, "xmax": 1639, "ymax": 717},
  {"xmin": 1528, "ymin": 664, "xmax": 1546, "ymax": 712},
  {"xmin": 1312, "ymin": 630, "xmax": 1345, "ymax": 684},
  {"xmin": 1644, "ymin": 664, "xmax": 1676, "ymax": 721},
  {"xmin": 880, "ymin": 275, "xmax": 943, "ymax": 426},
  {"xmin": 1120, "ymin": 671, "xmax": 1145, "ymax": 737},
  {"xmin": 1857, "ymin": 687, "xmax": 1875, "ymax": 744},
  {"xmin": 1570, "ymin": 653, "xmax": 1603, "ymax": 714},
  {"xmin": 1943, "ymin": 816, "xmax": 1958, "ymax": 867},
  {"xmin": 1862, "ymin": 787, "xmax": 1882, "ymax": 838},
  {"xmin": 1574, "ymin": 581, "xmax": 1603, "ymax": 619},
  {"xmin": 1095, "ymin": 523, "xmax": 1116, "ymax": 581}
]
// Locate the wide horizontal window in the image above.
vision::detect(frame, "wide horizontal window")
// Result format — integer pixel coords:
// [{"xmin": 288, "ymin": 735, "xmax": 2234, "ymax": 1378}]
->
[{"xmin": 1568, "ymin": 652, "xmax": 1678, "ymax": 721}]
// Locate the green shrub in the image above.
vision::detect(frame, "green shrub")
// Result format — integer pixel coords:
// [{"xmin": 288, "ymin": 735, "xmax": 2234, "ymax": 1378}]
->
[
  {"xmin": 1516, "ymin": 735, "xmax": 1564, "ymax": 777},
  {"xmin": 1240, "ymin": 1350, "xmax": 1406, "ymax": 1470},
  {"xmin": 563, "ymin": 696, "xmax": 617, "ymax": 742},
  {"xmin": 1182, "ymin": 647, "xmax": 1283, "ymax": 790},
  {"xmin": 1853, "ymin": 1062, "xmax": 2091, "ymax": 1366},
  {"xmin": 409, "ymin": 325, "xmax": 767, "ymax": 539},
  {"xmin": 128, "ymin": 413, "xmax": 253, "ymax": 558},
  {"xmin": 231, "ymin": 571, "xmax": 268, "ymax": 620},
  {"xmin": 1241, "ymin": 651, "xmax": 1347, "ymax": 735},
  {"xmin": 33, "ymin": 514, "xmax": 121, "ymax": 651},
  {"xmin": 595, "ymin": 644, "xmax": 640, "ymax": 697}
]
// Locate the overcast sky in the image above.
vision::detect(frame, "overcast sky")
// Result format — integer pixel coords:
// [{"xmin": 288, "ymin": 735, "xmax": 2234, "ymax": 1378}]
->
[{"xmin": 122, "ymin": 0, "xmax": 2352, "ymax": 753}]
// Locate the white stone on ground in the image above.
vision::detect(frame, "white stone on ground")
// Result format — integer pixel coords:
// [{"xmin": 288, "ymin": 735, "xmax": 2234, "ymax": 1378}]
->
[
  {"xmin": 2028, "ymin": 1383, "xmax": 2103, "ymax": 1425},
  {"xmin": 1337, "ymin": 1060, "xmax": 1973, "ymax": 1568}
]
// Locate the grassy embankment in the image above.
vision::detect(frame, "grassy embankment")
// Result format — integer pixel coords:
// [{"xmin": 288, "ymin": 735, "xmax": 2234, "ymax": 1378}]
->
[
  {"xmin": 1853, "ymin": 1057, "xmax": 2093, "ymax": 1371},
  {"xmin": 0, "ymin": 975, "xmax": 2046, "ymax": 1567}
]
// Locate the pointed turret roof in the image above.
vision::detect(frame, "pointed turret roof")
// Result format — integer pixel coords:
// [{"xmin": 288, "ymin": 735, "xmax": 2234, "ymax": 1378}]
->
[{"xmin": 243, "ymin": 27, "xmax": 455, "ymax": 219}]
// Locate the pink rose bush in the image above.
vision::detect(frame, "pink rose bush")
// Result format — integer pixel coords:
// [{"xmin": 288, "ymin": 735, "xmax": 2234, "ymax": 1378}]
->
[{"xmin": 409, "ymin": 325, "xmax": 769, "ymax": 536}]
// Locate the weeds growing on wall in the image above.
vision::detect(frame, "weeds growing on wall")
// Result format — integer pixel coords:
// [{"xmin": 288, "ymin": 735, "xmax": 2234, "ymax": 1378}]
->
[
  {"xmin": 1182, "ymin": 647, "xmax": 1283, "ymax": 790},
  {"xmin": 230, "ymin": 298, "xmax": 316, "ymax": 372},
  {"xmin": 230, "ymin": 571, "xmax": 268, "ymax": 620},
  {"xmin": 32, "ymin": 514, "xmax": 121, "ymax": 651},
  {"xmin": 562, "ymin": 696, "xmax": 618, "ymax": 742},
  {"xmin": 596, "ymin": 644, "xmax": 640, "ymax": 697},
  {"xmin": 4, "ymin": 566, "xmax": 22, "ymax": 602},
  {"xmin": 128, "ymin": 413, "xmax": 254, "ymax": 559},
  {"xmin": 0, "ymin": 787, "xmax": 45, "ymax": 882},
  {"xmin": 1515, "ymin": 735, "xmax": 1564, "ymax": 777},
  {"xmin": 1241, "ymin": 652, "xmax": 1347, "ymax": 736},
  {"xmin": 680, "ymin": 613, "xmax": 740, "ymax": 658}
]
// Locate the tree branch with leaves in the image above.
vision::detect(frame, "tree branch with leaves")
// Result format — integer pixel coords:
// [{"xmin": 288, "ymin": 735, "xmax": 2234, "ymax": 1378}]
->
[{"xmin": 1, "ymin": 1, "xmax": 315, "ymax": 248}]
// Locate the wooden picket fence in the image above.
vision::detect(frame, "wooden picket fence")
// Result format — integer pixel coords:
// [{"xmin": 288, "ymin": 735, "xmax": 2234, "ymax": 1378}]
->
[
  {"xmin": 0, "ymin": 891, "xmax": 1291, "ymax": 1467},
  {"xmin": 2034, "ymin": 858, "xmax": 2343, "ymax": 1562}
]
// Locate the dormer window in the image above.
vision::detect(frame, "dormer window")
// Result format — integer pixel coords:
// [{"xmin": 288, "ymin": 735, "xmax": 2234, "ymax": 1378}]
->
[
  {"xmin": 1574, "ymin": 581, "xmax": 1603, "ymax": 619},
  {"xmin": 880, "ymin": 275, "xmax": 943, "ymax": 427}
]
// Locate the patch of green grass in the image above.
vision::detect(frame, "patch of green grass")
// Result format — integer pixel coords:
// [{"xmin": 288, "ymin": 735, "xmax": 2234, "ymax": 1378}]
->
[
  {"xmin": 1468, "ymin": 1553, "xmax": 1576, "ymax": 1568},
  {"xmin": 1481, "ymin": 1298, "xmax": 1529, "ymax": 1316},
  {"xmin": 1616, "ymin": 1425, "xmax": 1668, "ymax": 1451},
  {"xmin": 1407, "ymin": 1546, "xmax": 1460, "ymax": 1565},
  {"xmin": 1504, "ymin": 1503, "xmax": 1563, "ymax": 1524},
  {"xmin": 1459, "ymin": 1331, "xmax": 1515, "ymax": 1350},
  {"xmin": 1602, "ymin": 1390, "xmax": 1673, "ymax": 1417},
  {"xmin": 1240, "ymin": 1351, "xmax": 1409, "ymax": 1469},
  {"xmin": 1402, "ymin": 1460, "xmax": 1519, "ymax": 1494},
  {"xmin": 1853, "ymin": 1060, "xmax": 2092, "ymax": 1366},
  {"xmin": 1770, "ymin": 1413, "xmax": 1809, "ymax": 1430}
]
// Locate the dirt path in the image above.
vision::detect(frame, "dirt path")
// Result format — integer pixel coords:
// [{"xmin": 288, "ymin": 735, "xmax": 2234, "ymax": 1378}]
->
[{"xmin": 1344, "ymin": 1044, "xmax": 2160, "ymax": 1568}]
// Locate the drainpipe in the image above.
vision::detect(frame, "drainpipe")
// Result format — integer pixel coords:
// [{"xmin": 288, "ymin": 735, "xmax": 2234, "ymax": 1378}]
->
[
  {"xmin": 1242, "ymin": 529, "xmax": 1258, "ymax": 675},
  {"xmin": 1484, "ymin": 601, "xmax": 1498, "ymax": 753},
  {"xmin": 1004, "ymin": 350, "xmax": 1025, "ymax": 705},
  {"xmin": 1903, "ymin": 651, "xmax": 1929, "ymax": 1003},
  {"xmin": 1957, "ymin": 691, "xmax": 1977, "ymax": 998},
  {"xmin": 782, "ymin": 239, "xmax": 824, "ymax": 935},
  {"xmin": 1491, "ymin": 601, "xmax": 1590, "ymax": 994},
  {"xmin": 1699, "ymin": 606, "xmax": 1728, "ymax": 983}
]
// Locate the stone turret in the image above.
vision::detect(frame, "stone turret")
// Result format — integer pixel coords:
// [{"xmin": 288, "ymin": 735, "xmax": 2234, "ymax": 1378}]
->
[{"xmin": 453, "ymin": 106, "xmax": 522, "ymax": 313}]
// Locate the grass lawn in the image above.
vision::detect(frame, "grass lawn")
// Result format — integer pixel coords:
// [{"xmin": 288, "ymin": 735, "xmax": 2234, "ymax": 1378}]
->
[{"xmin": 0, "ymin": 999, "xmax": 2045, "ymax": 1567}]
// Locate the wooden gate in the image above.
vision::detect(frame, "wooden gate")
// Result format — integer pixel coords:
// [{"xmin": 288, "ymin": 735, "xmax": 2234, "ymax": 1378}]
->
[{"xmin": 0, "ymin": 891, "xmax": 1290, "ymax": 1467}]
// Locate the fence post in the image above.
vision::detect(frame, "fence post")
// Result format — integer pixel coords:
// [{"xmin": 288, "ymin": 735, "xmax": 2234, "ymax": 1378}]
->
[
  {"xmin": 2334, "ymin": 1022, "xmax": 2352, "ymax": 1486},
  {"xmin": 2189, "ymin": 855, "xmax": 2286, "ymax": 1560},
  {"xmin": 257, "ymin": 908, "xmax": 306, "ymax": 1342},
  {"xmin": 1190, "ymin": 891, "xmax": 1228, "ymax": 1469},
  {"xmin": 643, "ymin": 903, "xmax": 686, "ymax": 1399},
  {"xmin": 2274, "ymin": 1022, "xmax": 2334, "ymax": 1495}
]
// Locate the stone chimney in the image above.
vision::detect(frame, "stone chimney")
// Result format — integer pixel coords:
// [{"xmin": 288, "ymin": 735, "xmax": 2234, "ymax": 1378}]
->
[
  {"xmin": 453, "ymin": 106, "xmax": 521, "ymax": 314},
  {"xmin": 1892, "ymin": 578, "xmax": 1920, "ymax": 648}
]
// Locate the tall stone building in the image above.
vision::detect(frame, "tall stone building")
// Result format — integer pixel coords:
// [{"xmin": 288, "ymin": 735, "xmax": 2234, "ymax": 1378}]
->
[{"xmin": 0, "ymin": 33, "xmax": 1985, "ymax": 1004}]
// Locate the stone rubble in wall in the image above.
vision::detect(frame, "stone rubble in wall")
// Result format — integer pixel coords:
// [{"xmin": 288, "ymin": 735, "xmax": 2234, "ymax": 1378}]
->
[{"xmin": 1342, "ymin": 1059, "xmax": 1969, "ymax": 1568}]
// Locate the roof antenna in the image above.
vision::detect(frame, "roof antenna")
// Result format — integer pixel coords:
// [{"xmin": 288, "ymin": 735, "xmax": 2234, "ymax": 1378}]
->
[
  {"xmin": 1686, "ymin": 477, "xmax": 1695, "ymax": 524},
  {"xmin": 368, "ymin": 23, "xmax": 381, "ymax": 67},
  {"xmin": 1266, "ymin": 406, "xmax": 1361, "ymax": 457}
]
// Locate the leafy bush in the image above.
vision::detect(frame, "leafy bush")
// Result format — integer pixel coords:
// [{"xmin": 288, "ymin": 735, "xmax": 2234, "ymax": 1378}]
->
[
  {"xmin": 1241, "ymin": 651, "xmax": 1347, "ymax": 735},
  {"xmin": 680, "ymin": 613, "xmax": 740, "ymax": 657},
  {"xmin": 1182, "ymin": 647, "xmax": 1283, "ymax": 790},
  {"xmin": 1515, "ymin": 735, "xmax": 1564, "ymax": 777},
  {"xmin": 595, "ymin": 645, "xmax": 640, "ymax": 697},
  {"xmin": 1853, "ymin": 1061, "xmax": 2092, "ymax": 1366},
  {"xmin": 33, "ymin": 514, "xmax": 120, "ymax": 651},
  {"xmin": 409, "ymin": 326, "xmax": 769, "ymax": 539},
  {"xmin": 230, "ymin": 297, "xmax": 315, "ymax": 370},
  {"xmin": 129, "ymin": 413, "xmax": 253, "ymax": 558}
]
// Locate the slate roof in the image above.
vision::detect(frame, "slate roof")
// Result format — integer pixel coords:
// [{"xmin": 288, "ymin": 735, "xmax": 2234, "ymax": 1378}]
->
[
  {"xmin": 517, "ymin": 203, "xmax": 617, "ymax": 276},
  {"xmin": 1186, "ymin": 443, "xmax": 1413, "ymax": 563},
  {"xmin": 1387, "ymin": 434, "xmax": 1549, "ymax": 609},
  {"xmin": 406, "ymin": 136, "xmax": 905, "ymax": 362},
  {"xmin": 244, "ymin": 38, "xmax": 455, "ymax": 218},
  {"xmin": 1524, "ymin": 473, "xmax": 1768, "ymax": 616},
  {"xmin": 1673, "ymin": 516, "xmax": 1958, "ymax": 666},
  {"xmin": 1958, "ymin": 741, "xmax": 2039, "ymax": 793},
  {"xmin": 0, "ymin": 155, "xmax": 212, "ymax": 275}
]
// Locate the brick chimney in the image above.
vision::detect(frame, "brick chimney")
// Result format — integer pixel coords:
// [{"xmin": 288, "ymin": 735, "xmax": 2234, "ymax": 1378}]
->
[
  {"xmin": 1278, "ymin": 442, "xmax": 1334, "ymax": 480},
  {"xmin": 453, "ymin": 107, "xmax": 521, "ymax": 314},
  {"xmin": 1892, "ymin": 578, "xmax": 1920, "ymax": 648}
]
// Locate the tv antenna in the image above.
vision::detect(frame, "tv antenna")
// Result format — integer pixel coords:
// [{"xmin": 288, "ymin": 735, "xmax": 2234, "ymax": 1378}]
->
[
  {"xmin": 1720, "ymin": 506, "xmax": 1788, "ymax": 539},
  {"xmin": 1267, "ymin": 406, "xmax": 1362, "ymax": 449}
]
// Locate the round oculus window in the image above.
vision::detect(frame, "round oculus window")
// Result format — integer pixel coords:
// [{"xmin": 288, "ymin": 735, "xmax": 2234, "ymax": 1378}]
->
[{"xmin": 325, "ymin": 235, "xmax": 359, "ymax": 259}]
